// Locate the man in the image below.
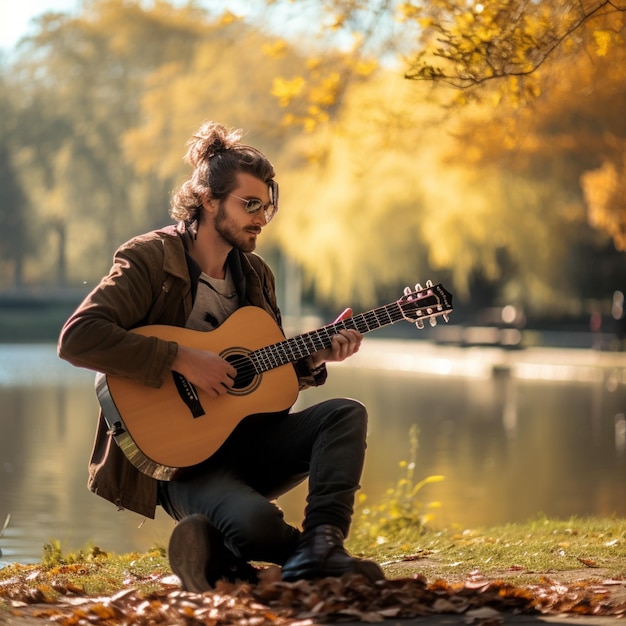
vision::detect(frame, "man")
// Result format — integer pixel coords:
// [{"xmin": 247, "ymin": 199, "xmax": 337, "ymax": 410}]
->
[{"xmin": 58, "ymin": 121, "xmax": 384, "ymax": 592}]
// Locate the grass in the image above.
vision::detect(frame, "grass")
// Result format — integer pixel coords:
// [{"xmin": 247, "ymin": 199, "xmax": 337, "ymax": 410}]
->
[
  {"xmin": 348, "ymin": 515, "xmax": 626, "ymax": 583},
  {"xmin": 0, "ymin": 517, "xmax": 624, "ymax": 601},
  {"xmin": 0, "ymin": 544, "xmax": 171, "ymax": 597}
]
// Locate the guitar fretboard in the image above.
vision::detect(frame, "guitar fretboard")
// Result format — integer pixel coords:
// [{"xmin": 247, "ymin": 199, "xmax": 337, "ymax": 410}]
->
[{"xmin": 250, "ymin": 284, "xmax": 450, "ymax": 373}]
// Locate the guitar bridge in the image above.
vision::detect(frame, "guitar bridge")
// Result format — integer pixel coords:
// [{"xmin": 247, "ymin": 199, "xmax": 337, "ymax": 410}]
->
[{"xmin": 172, "ymin": 371, "xmax": 206, "ymax": 418}]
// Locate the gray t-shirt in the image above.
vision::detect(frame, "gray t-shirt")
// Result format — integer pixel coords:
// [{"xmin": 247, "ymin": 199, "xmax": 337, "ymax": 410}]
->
[{"xmin": 186, "ymin": 268, "xmax": 239, "ymax": 331}]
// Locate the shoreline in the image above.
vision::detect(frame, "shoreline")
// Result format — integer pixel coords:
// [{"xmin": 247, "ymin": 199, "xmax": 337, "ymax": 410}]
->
[{"xmin": 340, "ymin": 337, "xmax": 626, "ymax": 382}]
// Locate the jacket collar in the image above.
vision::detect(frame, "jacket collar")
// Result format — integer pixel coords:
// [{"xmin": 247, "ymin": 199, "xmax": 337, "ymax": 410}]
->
[
  {"xmin": 158, "ymin": 225, "xmax": 193, "ymax": 281},
  {"xmin": 167, "ymin": 224, "xmax": 258, "ymax": 305}
]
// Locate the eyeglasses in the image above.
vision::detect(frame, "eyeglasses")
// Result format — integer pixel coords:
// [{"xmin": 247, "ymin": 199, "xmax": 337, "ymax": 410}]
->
[{"xmin": 228, "ymin": 180, "xmax": 279, "ymax": 223}]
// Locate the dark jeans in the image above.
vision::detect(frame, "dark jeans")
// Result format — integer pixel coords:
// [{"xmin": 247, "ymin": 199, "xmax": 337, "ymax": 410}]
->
[{"xmin": 158, "ymin": 397, "xmax": 368, "ymax": 565}]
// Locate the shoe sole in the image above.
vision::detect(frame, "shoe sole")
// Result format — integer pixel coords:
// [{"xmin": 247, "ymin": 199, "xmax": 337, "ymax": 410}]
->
[{"xmin": 282, "ymin": 558, "xmax": 385, "ymax": 583}]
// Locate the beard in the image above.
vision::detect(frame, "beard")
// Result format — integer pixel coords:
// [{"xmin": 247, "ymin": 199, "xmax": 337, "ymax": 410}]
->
[{"xmin": 214, "ymin": 204, "xmax": 259, "ymax": 253}]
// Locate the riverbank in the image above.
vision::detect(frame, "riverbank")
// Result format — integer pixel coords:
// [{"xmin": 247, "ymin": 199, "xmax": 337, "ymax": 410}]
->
[{"xmin": 1, "ymin": 518, "xmax": 624, "ymax": 624}]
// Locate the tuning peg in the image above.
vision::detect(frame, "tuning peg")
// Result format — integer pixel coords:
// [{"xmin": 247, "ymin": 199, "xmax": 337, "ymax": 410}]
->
[
  {"xmin": 403, "ymin": 286, "xmax": 411, "ymax": 296},
  {"xmin": 415, "ymin": 283, "xmax": 423, "ymax": 291},
  {"xmin": 415, "ymin": 319, "xmax": 425, "ymax": 330},
  {"xmin": 430, "ymin": 316, "xmax": 437, "ymax": 327},
  {"xmin": 443, "ymin": 314, "xmax": 449, "ymax": 323},
  {"xmin": 426, "ymin": 279, "xmax": 433, "ymax": 287}
]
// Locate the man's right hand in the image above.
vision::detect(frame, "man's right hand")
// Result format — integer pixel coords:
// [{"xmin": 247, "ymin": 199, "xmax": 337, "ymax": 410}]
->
[{"xmin": 171, "ymin": 345, "xmax": 237, "ymax": 397}]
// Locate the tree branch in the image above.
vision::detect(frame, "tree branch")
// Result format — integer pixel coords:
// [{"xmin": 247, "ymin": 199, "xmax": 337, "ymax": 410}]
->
[{"xmin": 405, "ymin": 0, "xmax": 626, "ymax": 90}]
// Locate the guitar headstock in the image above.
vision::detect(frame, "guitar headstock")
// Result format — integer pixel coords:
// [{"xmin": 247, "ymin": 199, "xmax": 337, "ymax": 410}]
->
[{"xmin": 398, "ymin": 280, "xmax": 453, "ymax": 329}]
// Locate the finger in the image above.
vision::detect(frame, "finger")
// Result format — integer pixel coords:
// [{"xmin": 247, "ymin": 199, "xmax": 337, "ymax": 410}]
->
[
  {"xmin": 214, "ymin": 375, "xmax": 233, "ymax": 393},
  {"xmin": 337, "ymin": 328, "xmax": 362, "ymax": 344},
  {"xmin": 338, "ymin": 335, "xmax": 354, "ymax": 355},
  {"xmin": 332, "ymin": 331, "xmax": 349, "ymax": 347}
]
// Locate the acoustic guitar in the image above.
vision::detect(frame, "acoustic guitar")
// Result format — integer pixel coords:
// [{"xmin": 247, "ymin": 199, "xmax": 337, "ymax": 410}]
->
[{"xmin": 96, "ymin": 281, "xmax": 453, "ymax": 480}]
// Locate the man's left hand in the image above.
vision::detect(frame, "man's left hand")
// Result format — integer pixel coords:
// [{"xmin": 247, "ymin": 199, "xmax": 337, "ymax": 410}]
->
[{"xmin": 311, "ymin": 308, "xmax": 362, "ymax": 367}]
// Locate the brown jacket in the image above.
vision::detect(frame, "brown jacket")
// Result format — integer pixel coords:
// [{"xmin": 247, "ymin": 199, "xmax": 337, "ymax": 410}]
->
[{"xmin": 58, "ymin": 225, "xmax": 326, "ymax": 518}]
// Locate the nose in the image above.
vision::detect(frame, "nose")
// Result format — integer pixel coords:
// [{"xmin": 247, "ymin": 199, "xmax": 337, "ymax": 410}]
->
[{"xmin": 253, "ymin": 209, "xmax": 269, "ymax": 226}]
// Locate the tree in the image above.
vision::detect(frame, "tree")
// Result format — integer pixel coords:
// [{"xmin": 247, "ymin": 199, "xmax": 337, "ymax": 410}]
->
[
  {"xmin": 122, "ymin": 16, "xmax": 305, "ymax": 181},
  {"xmin": 0, "ymin": 143, "xmax": 29, "ymax": 288},
  {"xmin": 262, "ymin": 0, "xmax": 626, "ymax": 260},
  {"xmin": 581, "ymin": 146, "xmax": 626, "ymax": 252},
  {"xmin": 3, "ymin": 0, "xmax": 624, "ymax": 315},
  {"xmin": 263, "ymin": 0, "xmax": 625, "ymax": 106},
  {"xmin": 444, "ymin": 30, "xmax": 626, "ymax": 305},
  {"xmin": 0, "ymin": 80, "xmax": 31, "ymax": 288},
  {"xmin": 8, "ymin": 0, "xmax": 216, "ymax": 284},
  {"xmin": 402, "ymin": 0, "xmax": 625, "ymax": 101}
]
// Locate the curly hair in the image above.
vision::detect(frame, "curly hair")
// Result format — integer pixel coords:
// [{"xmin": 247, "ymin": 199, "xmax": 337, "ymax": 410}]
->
[{"xmin": 170, "ymin": 121, "xmax": 277, "ymax": 225}]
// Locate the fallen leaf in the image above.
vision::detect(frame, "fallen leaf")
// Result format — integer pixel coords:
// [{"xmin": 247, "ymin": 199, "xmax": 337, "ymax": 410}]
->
[{"xmin": 466, "ymin": 606, "xmax": 503, "ymax": 619}]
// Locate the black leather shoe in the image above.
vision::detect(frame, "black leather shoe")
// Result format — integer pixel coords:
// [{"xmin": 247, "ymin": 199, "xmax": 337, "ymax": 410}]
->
[
  {"xmin": 281, "ymin": 524, "xmax": 385, "ymax": 582},
  {"xmin": 168, "ymin": 514, "xmax": 224, "ymax": 592}
]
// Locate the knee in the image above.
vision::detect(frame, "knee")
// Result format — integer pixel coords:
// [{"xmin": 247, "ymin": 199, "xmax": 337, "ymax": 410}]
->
[
  {"xmin": 347, "ymin": 398, "xmax": 368, "ymax": 422},
  {"xmin": 328, "ymin": 397, "xmax": 368, "ymax": 433}
]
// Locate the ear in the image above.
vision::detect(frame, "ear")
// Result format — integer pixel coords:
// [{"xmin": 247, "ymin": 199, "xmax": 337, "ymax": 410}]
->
[{"xmin": 201, "ymin": 194, "xmax": 218, "ymax": 213}]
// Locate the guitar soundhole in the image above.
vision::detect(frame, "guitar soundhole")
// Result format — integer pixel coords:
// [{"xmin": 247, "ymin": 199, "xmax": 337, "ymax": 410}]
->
[{"xmin": 222, "ymin": 349, "xmax": 260, "ymax": 396}]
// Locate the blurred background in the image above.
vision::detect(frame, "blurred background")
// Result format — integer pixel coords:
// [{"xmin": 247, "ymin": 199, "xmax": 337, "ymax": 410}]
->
[
  {"xmin": 0, "ymin": 0, "xmax": 625, "ymax": 338},
  {"xmin": 0, "ymin": 0, "xmax": 624, "ymax": 564}
]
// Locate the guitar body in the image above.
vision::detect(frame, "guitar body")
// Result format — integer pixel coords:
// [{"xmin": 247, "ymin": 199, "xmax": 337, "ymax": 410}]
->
[{"xmin": 97, "ymin": 307, "xmax": 300, "ymax": 479}]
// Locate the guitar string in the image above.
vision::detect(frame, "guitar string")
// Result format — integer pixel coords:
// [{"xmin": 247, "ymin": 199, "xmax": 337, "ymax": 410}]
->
[
  {"xmin": 226, "ymin": 305, "xmax": 402, "ymax": 378},
  {"xmin": 225, "ymin": 296, "xmax": 446, "ymax": 379},
  {"xmin": 221, "ymin": 292, "xmax": 447, "ymax": 382}
]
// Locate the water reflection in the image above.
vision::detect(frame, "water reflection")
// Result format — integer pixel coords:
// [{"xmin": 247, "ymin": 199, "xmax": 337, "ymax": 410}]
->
[{"xmin": 0, "ymin": 343, "xmax": 624, "ymax": 565}]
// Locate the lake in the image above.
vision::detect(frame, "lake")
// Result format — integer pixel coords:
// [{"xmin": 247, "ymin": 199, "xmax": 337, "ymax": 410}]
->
[{"xmin": 1, "ymin": 340, "xmax": 625, "ymax": 565}]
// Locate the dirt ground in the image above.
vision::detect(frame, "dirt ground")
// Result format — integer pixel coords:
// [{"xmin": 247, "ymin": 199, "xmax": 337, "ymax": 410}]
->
[{"xmin": 383, "ymin": 558, "xmax": 626, "ymax": 607}]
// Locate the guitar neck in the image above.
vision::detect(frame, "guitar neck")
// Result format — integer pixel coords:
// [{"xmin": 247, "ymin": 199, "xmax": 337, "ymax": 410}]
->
[
  {"xmin": 254, "ymin": 305, "xmax": 400, "ymax": 371},
  {"xmin": 251, "ymin": 283, "xmax": 450, "ymax": 373}
]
